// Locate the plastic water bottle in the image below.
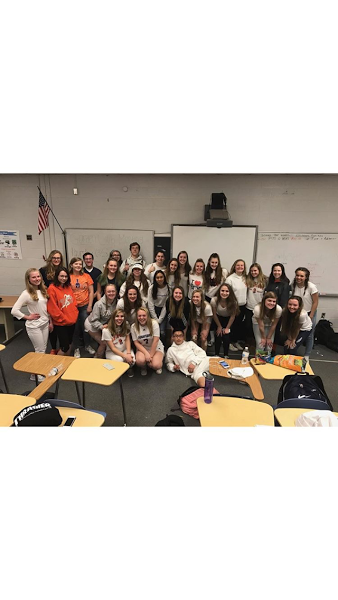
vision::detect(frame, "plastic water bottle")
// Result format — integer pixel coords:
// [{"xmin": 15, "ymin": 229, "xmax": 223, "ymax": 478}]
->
[
  {"xmin": 203, "ymin": 372, "xmax": 214, "ymax": 404},
  {"xmin": 241, "ymin": 346, "xmax": 249, "ymax": 365},
  {"xmin": 48, "ymin": 363, "xmax": 63, "ymax": 377}
]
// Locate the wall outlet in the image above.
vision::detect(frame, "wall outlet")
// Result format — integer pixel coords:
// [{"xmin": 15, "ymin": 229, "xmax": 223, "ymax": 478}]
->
[{"xmin": 321, "ymin": 313, "xmax": 326, "ymax": 318}]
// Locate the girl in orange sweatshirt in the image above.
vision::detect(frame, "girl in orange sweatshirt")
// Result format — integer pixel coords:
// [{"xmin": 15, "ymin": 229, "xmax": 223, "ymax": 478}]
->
[{"xmin": 47, "ymin": 267, "xmax": 79, "ymax": 355}]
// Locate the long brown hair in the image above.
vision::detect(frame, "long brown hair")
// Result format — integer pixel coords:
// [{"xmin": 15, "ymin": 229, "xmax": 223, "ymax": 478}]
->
[
  {"xmin": 99, "ymin": 259, "xmax": 124, "ymax": 288},
  {"xmin": 125, "ymin": 268, "xmax": 149, "ymax": 295},
  {"xmin": 259, "ymin": 292, "xmax": 278, "ymax": 321},
  {"xmin": 122, "ymin": 285, "xmax": 143, "ymax": 315},
  {"xmin": 281, "ymin": 295, "xmax": 303, "ymax": 339},
  {"xmin": 25, "ymin": 268, "xmax": 48, "ymax": 301},
  {"xmin": 205, "ymin": 253, "xmax": 223, "ymax": 286},
  {"xmin": 292, "ymin": 267, "xmax": 310, "ymax": 294},
  {"xmin": 44, "ymin": 249, "xmax": 64, "ymax": 281},
  {"xmin": 133, "ymin": 307, "xmax": 154, "ymax": 336},
  {"xmin": 215, "ymin": 284, "xmax": 239, "ymax": 316},
  {"xmin": 165, "ymin": 259, "xmax": 180, "ymax": 287},
  {"xmin": 169, "ymin": 286, "xmax": 186, "ymax": 319},
  {"xmin": 246, "ymin": 263, "xmax": 267, "ymax": 289},
  {"xmin": 190, "ymin": 290, "xmax": 207, "ymax": 324},
  {"xmin": 108, "ymin": 309, "xmax": 130, "ymax": 337},
  {"xmin": 177, "ymin": 251, "xmax": 191, "ymax": 277}
]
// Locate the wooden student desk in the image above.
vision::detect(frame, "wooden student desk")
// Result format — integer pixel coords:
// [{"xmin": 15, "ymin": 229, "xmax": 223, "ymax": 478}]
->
[
  {"xmin": 209, "ymin": 357, "xmax": 264, "ymax": 401},
  {"xmin": 274, "ymin": 408, "xmax": 338, "ymax": 427},
  {"xmin": 13, "ymin": 352, "xmax": 76, "ymax": 401},
  {"xmin": 61, "ymin": 358, "xmax": 129, "ymax": 425},
  {"xmin": 250, "ymin": 358, "xmax": 314, "ymax": 380},
  {"xmin": 197, "ymin": 395, "xmax": 274, "ymax": 427},
  {"xmin": 0, "ymin": 296, "xmax": 19, "ymax": 342},
  {"xmin": 0, "ymin": 394, "xmax": 105, "ymax": 427}
]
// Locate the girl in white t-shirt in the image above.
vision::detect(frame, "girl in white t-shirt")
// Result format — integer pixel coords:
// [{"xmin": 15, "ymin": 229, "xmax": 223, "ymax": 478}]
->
[
  {"xmin": 252, "ymin": 292, "xmax": 282, "ymax": 352},
  {"xmin": 119, "ymin": 264, "xmax": 149, "ymax": 304},
  {"xmin": 102, "ymin": 309, "xmax": 135, "ymax": 377},
  {"xmin": 144, "ymin": 251, "xmax": 166, "ymax": 283},
  {"xmin": 190, "ymin": 290, "xmax": 213, "ymax": 351},
  {"xmin": 12, "ymin": 268, "xmax": 52, "ymax": 353},
  {"xmin": 245, "ymin": 263, "xmax": 268, "ymax": 341},
  {"xmin": 280, "ymin": 295, "xmax": 312, "ymax": 356},
  {"xmin": 165, "ymin": 258, "xmax": 180, "ymax": 293},
  {"xmin": 210, "ymin": 284, "xmax": 239, "ymax": 358},
  {"xmin": 131, "ymin": 307, "xmax": 164, "ymax": 376},
  {"xmin": 188, "ymin": 258, "xmax": 206, "ymax": 299},
  {"xmin": 177, "ymin": 250, "xmax": 191, "ymax": 296},
  {"xmin": 147, "ymin": 269, "xmax": 170, "ymax": 340},
  {"xmin": 291, "ymin": 267, "xmax": 319, "ymax": 359},
  {"xmin": 11, "ymin": 269, "xmax": 52, "ymax": 381},
  {"xmin": 226, "ymin": 259, "xmax": 248, "ymax": 351},
  {"xmin": 116, "ymin": 285, "xmax": 145, "ymax": 327}
]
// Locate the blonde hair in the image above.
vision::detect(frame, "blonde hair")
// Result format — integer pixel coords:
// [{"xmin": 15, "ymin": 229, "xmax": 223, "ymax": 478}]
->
[
  {"xmin": 25, "ymin": 268, "xmax": 48, "ymax": 301},
  {"xmin": 229, "ymin": 259, "xmax": 247, "ymax": 277},
  {"xmin": 133, "ymin": 307, "xmax": 154, "ymax": 336},
  {"xmin": 246, "ymin": 263, "xmax": 267, "ymax": 289}
]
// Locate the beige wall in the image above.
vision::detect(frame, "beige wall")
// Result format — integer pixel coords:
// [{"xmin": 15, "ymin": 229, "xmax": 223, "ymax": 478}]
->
[{"xmin": 1, "ymin": 173, "xmax": 337, "ymax": 327}]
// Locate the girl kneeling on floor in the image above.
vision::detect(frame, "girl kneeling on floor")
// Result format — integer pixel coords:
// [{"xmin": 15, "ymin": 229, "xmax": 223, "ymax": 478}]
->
[
  {"xmin": 131, "ymin": 307, "xmax": 164, "ymax": 376},
  {"xmin": 102, "ymin": 309, "xmax": 135, "ymax": 377},
  {"xmin": 252, "ymin": 291, "xmax": 282, "ymax": 353}
]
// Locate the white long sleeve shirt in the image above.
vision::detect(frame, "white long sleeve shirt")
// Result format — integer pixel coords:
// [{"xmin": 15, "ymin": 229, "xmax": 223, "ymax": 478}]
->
[
  {"xmin": 147, "ymin": 284, "xmax": 169, "ymax": 323},
  {"xmin": 165, "ymin": 341, "xmax": 207, "ymax": 376},
  {"xmin": 225, "ymin": 273, "xmax": 247, "ymax": 306},
  {"xmin": 11, "ymin": 290, "xmax": 49, "ymax": 328}
]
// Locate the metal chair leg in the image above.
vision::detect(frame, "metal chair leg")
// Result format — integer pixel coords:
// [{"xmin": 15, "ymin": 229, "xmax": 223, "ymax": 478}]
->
[
  {"xmin": 0, "ymin": 356, "xmax": 9, "ymax": 394},
  {"xmin": 119, "ymin": 379, "xmax": 127, "ymax": 426},
  {"xmin": 75, "ymin": 381, "xmax": 82, "ymax": 405}
]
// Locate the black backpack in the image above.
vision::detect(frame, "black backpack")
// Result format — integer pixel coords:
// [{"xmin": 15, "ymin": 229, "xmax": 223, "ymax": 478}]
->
[
  {"xmin": 314, "ymin": 319, "xmax": 335, "ymax": 346},
  {"xmin": 155, "ymin": 414, "xmax": 185, "ymax": 426},
  {"xmin": 277, "ymin": 373, "xmax": 332, "ymax": 410}
]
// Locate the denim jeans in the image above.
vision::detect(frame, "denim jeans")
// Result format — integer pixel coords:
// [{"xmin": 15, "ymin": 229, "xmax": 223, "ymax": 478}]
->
[
  {"xmin": 305, "ymin": 310, "xmax": 317, "ymax": 356},
  {"xmin": 73, "ymin": 304, "xmax": 91, "ymax": 348}
]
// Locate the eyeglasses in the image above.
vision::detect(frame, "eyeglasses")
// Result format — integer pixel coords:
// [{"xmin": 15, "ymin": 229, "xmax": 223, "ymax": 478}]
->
[{"xmin": 173, "ymin": 333, "xmax": 184, "ymax": 338}]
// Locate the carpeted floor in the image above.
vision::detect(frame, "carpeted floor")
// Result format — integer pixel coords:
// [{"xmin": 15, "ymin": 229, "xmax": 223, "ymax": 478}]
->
[{"xmin": 1, "ymin": 322, "xmax": 337, "ymax": 426}]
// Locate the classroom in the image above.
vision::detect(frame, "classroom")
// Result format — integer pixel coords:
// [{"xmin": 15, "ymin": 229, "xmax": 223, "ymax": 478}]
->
[{"xmin": 1, "ymin": 173, "xmax": 337, "ymax": 426}]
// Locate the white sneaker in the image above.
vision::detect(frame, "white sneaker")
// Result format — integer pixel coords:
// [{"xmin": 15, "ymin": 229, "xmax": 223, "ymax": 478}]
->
[
  {"xmin": 235, "ymin": 342, "xmax": 244, "ymax": 351},
  {"xmin": 127, "ymin": 367, "xmax": 134, "ymax": 378},
  {"xmin": 229, "ymin": 343, "xmax": 238, "ymax": 352},
  {"xmin": 74, "ymin": 348, "xmax": 81, "ymax": 358},
  {"xmin": 207, "ymin": 340, "xmax": 213, "ymax": 347},
  {"xmin": 156, "ymin": 368, "xmax": 162, "ymax": 375},
  {"xmin": 140, "ymin": 368, "xmax": 147, "ymax": 376},
  {"xmin": 85, "ymin": 345, "xmax": 96, "ymax": 355}
]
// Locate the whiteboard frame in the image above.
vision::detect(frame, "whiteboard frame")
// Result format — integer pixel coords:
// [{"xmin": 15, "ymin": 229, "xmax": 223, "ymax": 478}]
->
[
  {"xmin": 257, "ymin": 231, "xmax": 338, "ymax": 297},
  {"xmin": 171, "ymin": 223, "xmax": 258, "ymax": 268},
  {"xmin": 65, "ymin": 227, "xmax": 155, "ymax": 269}
]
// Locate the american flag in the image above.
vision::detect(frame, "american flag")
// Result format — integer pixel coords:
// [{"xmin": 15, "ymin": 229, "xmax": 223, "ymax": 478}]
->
[{"xmin": 38, "ymin": 189, "xmax": 51, "ymax": 234}]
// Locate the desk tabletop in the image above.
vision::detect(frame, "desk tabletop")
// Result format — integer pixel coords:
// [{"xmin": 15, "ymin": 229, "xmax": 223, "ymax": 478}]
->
[
  {"xmin": 0, "ymin": 296, "xmax": 19, "ymax": 308},
  {"xmin": 61, "ymin": 358, "xmax": 129, "ymax": 385},
  {"xmin": 197, "ymin": 395, "xmax": 274, "ymax": 427},
  {"xmin": 0, "ymin": 395, "xmax": 105, "ymax": 427},
  {"xmin": 0, "ymin": 344, "xmax": 5, "ymax": 352},
  {"xmin": 13, "ymin": 352, "xmax": 76, "ymax": 401},
  {"xmin": 274, "ymin": 407, "xmax": 338, "ymax": 427},
  {"xmin": 250, "ymin": 358, "xmax": 314, "ymax": 380},
  {"xmin": 209, "ymin": 357, "xmax": 264, "ymax": 401}
]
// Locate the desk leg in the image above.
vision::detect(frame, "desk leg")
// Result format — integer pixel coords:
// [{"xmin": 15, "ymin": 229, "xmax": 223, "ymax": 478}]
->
[
  {"xmin": 82, "ymin": 382, "xmax": 86, "ymax": 408},
  {"xmin": 4, "ymin": 309, "xmax": 15, "ymax": 341},
  {"xmin": 119, "ymin": 379, "xmax": 127, "ymax": 426},
  {"xmin": 0, "ymin": 356, "xmax": 9, "ymax": 393},
  {"xmin": 35, "ymin": 375, "xmax": 39, "ymax": 387},
  {"xmin": 75, "ymin": 382, "xmax": 82, "ymax": 406},
  {"xmin": 54, "ymin": 379, "xmax": 60, "ymax": 398}
]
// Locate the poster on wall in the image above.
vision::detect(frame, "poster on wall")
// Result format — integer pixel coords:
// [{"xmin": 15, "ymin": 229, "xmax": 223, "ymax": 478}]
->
[{"xmin": 0, "ymin": 230, "xmax": 22, "ymax": 260}]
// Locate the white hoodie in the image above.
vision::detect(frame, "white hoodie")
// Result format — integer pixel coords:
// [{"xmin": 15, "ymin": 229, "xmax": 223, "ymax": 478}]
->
[{"xmin": 165, "ymin": 341, "xmax": 207, "ymax": 376}]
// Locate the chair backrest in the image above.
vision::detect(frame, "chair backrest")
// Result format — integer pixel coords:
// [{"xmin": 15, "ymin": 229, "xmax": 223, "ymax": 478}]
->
[{"xmin": 276, "ymin": 398, "xmax": 332, "ymax": 411}]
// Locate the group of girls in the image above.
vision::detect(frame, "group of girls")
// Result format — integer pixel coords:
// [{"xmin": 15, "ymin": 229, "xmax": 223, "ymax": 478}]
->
[{"xmin": 12, "ymin": 246, "xmax": 319, "ymax": 383}]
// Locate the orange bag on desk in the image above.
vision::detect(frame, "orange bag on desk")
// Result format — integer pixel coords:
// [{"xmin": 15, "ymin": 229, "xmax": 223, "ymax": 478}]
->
[{"xmin": 264, "ymin": 354, "xmax": 305, "ymax": 372}]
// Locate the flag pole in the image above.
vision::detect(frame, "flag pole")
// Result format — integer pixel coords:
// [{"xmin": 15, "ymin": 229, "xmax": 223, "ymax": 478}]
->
[{"xmin": 37, "ymin": 186, "xmax": 69, "ymax": 266}]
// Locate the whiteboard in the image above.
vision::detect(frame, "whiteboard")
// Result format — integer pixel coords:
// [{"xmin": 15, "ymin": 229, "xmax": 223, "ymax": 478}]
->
[
  {"xmin": 65, "ymin": 229, "xmax": 154, "ymax": 270},
  {"xmin": 172, "ymin": 225, "xmax": 257, "ymax": 272},
  {"xmin": 256, "ymin": 232, "xmax": 338, "ymax": 295}
]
